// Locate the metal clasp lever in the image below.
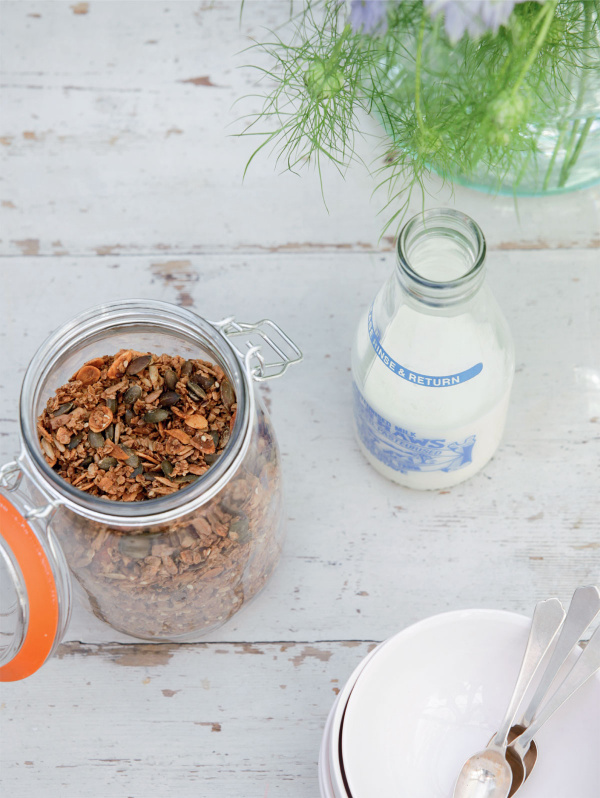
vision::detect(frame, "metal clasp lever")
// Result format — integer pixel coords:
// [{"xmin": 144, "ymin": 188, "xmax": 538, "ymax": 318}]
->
[
  {"xmin": 0, "ymin": 461, "xmax": 22, "ymax": 492},
  {"xmin": 212, "ymin": 318, "xmax": 303, "ymax": 382}
]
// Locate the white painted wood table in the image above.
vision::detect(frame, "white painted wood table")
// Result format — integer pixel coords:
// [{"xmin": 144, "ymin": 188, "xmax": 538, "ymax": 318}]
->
[{"xmin": 1, "ymin": 3, "xmax": 599, "ymax": 796}]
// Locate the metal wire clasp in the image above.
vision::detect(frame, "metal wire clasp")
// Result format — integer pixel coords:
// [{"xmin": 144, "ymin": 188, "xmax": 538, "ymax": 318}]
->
[
  {"xmin": 211, "ymin": 318, "xmax": 303, "ymax": 382},
  {"xmin": 0, "ymin": 460, "xmax": 59, "ymax": 524},
  {"xmin": 0, "ymin": 461, "xmax": 22, "ymax": 492}
]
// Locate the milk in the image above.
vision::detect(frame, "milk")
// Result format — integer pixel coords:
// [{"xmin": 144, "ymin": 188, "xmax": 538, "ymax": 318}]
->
[{"xmin": 351, "ymin": 209, "xmax": 515, "ymax": 490}]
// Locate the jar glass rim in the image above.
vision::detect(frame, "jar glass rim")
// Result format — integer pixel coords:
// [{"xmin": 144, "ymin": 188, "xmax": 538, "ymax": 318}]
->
[{"xmin": 18, "ymin": 300, "xmax": 253, "ymax": 526}]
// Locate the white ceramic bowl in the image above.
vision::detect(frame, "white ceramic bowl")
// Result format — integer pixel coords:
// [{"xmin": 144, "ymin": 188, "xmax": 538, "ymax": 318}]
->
[{"xmin": 321, "ymin": 609, "xmax": 600, "ymax": 798}]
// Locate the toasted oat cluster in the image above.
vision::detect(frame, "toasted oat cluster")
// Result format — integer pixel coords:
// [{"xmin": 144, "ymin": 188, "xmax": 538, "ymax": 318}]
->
[{"xmin": 37, "ymin": 350, "xmax": 237, "ymax": 501}]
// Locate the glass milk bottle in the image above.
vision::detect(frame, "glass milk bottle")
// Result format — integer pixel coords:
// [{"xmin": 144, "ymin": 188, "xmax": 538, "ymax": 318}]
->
[{"xmin": 352, "ymin": 209, "xmax": 515, "ymax": 490}]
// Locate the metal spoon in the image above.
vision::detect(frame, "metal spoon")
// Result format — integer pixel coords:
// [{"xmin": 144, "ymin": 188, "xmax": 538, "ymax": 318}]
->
[
  {"xmin": 507, "ymin": 621, "xmax": 600, "ymax": 794},
  {"xmin": 452, "ymin": 598, "xmax": 565, "ymax": 798},
  {"xmin": 497, "ymin": 585, "xmax": 600, "ymax": 796},
  {"xmin": 498, "ymin": 585, "xmax": 600, "ymax": 794}
]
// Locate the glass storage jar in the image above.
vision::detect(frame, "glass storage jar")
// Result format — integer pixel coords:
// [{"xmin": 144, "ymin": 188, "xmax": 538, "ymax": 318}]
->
[
  {"xmin": 0, "ymin": 300, "xmax": 302, "ymax": 681},
  {"xmin": 352, "ymin": 209, "xmax": 515, "ymax": 490}
]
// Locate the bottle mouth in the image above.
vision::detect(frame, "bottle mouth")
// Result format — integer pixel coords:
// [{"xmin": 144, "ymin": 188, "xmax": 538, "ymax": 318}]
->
[
  {"xmin": 19, "ymin": 300, "xmax": 252, "ymax": 526},
  {"xmin": 396, "ymin": 209, "xmax": 486, "ymax": 305}
]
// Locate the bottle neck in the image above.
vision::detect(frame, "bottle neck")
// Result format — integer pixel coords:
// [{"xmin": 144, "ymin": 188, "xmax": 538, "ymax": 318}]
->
[{"xmin": 396, "ymin": 209, "xmax": 486, "ymax": 308}]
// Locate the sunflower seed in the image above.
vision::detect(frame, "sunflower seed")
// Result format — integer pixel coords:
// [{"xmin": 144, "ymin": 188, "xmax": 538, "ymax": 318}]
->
[{"xmin": 148, "ymin": 364, "xmax": 160, "ymax": 388}]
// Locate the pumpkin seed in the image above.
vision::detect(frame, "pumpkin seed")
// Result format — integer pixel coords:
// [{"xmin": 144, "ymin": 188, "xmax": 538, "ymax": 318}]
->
[
  {"xmin": 143, "ymin": 409, "xmax": 170, "ymax": 424},
  {"xmin": 119, "ymin": 536, "xmax": 151, "ymax": 559},
  {"xmin": 204, "ymin": 452, "xmax": 220, "ymax": 465},
  {"xmin": 126, "ymin": 453, "xmax": 140, "ymax": 468},
  {"xmin": 220, "ymin": 428, "xmax": 230, "ymax": 448},
  {"xmin": 67, "ymin": 432, "xmax": 83, "ymax": 450},
  {"xmin": 105, "ymin": 423, "xmax": 115, "ymax": 442},
  {"xmin": 187, "ymin": 381, "xmax": 207, "ymax": 401},
  {"xmin": 229, "ymin": 515, "xmax": 250, "ymax": 543},
  {"xmin": 195, "ymin": 373, "xmax": 215, "ymax": 391},
  {"xmin": 52, "ymin": 401, "xmax": 74, "ymax": 417},
  {"xmin": 81, "ymin": 456, "xmax": 93, "ymax": 468},
  {"xmin": 210, "ymin": 430, "xmax": 220, "ymax": 447},
  {"xmin": 161, "ymin": 459, "xmax": 174, "ymax": 477},
  {"xmin": 126, "ymin": 354, "xmax": 152, "ymax": 375},
  {"xmin": 164, "ymin": 369, "xmax": 178, "ymax": 390},
  {"xmin": 98, "ymin": 456, "xmax": 118, "ymax": 471},
  {"xmin": 123, "ymin": 384, "xmax": 142, "ymax": 405},
  {"xmin": 220, "ymin": 379, "xmax": 235, "ymax": 408},
  {"xmin": 181, "ymin": 360, "xmax": 193, "ymax": 377},
  {"xmin": 174, "ymin": 474, "xmax": 199, "ymax": 484},
  {"xmin": 106, "ymin": 397, "xmax": 118, "ymax": 414},
  {"xmin": 131, "ymin": 464, "xmax": 143, "ymax": 477},
  {"xmin": 159, "ymin": 391, "xmax": 181, "ymax": 408},
  {"xmin": 88, "ymin": 431, "xmax": 105, "ymax": 448},
  {"xmin": 124, "ymin": 408, "xmax": 134, "ymax": 425}
]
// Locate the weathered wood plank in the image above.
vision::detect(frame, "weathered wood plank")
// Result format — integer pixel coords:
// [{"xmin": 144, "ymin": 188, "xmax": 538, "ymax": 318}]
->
[
  {"xmin": 1, "ymin": 250, "xmax": 598, "ymax": 646},
  {"xmin": 0, "ymin": 640, "xmax": 375, "ymax": 797},
  {"xmin": 1, "ymin": 1, "xmax": 599, "ymax": 257}
]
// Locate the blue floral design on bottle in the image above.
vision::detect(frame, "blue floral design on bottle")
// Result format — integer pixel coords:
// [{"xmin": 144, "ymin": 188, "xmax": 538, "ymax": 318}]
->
[{"xmin": 353, "ymin": 384, "xmax": 476, "ymax": 474}]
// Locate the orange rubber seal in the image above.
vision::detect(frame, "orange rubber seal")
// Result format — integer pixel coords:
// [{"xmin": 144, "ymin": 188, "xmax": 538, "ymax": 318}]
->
[{"xmin": 0, "ymin": 494, "xmax": 59, "ymax": 681}]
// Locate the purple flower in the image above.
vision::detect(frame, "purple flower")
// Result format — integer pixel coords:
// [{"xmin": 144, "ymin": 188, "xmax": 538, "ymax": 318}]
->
[
  {"xmin": 424, "ymin": 0, "xmax": 543, "ymax": 43},
  {"xmin": 350, "ymin": 0, "xmax": 388, "ymax": 34}
]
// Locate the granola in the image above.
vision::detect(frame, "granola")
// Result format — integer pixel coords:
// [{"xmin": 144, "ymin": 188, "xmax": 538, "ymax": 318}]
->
[
  {"xmin": 37, "ymin": 350, "xmax": 236, "ymax": 501},
  {"xmin": 38, "ymin": 350, "xmax": 284, "ymax": 639}
]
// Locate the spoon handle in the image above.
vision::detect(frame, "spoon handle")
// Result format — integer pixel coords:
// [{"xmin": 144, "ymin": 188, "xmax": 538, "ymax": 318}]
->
[
  {"xmin": 491, "ymin": 598, "xmax": 565, "ymax": 748},
  {"xmin": 514, "ymin": 622, "xmax": 600, "ymax": 751},
  {"xmin": 520, "ymin": 585, "xmax": 600, "ymax": 727}
]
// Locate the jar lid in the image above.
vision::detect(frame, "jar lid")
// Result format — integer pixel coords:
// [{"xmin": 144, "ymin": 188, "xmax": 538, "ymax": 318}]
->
[{"xmin": 0, "ymin": 491, "xmax": 70, "ymax": 681}]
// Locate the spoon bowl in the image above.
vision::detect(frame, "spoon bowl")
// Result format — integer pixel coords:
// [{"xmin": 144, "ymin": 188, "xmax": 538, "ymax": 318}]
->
[
  {"xmin": 453, "ymin": 748, "xmax": 513, "ymax": 798},
  {"xmin": 488, "ymin": 724, "xmax": 538, "ymax": 797}
]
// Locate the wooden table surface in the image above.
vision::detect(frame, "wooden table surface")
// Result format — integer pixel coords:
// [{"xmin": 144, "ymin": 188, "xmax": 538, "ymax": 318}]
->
[{"xmin": 1, "ymin": 3, "xmax": 599, "ymax": 796}]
